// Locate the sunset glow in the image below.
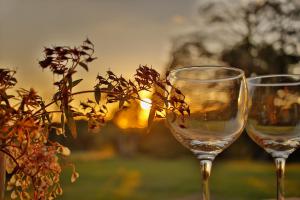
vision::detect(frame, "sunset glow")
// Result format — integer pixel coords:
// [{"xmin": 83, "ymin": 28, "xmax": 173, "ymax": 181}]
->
[{"xmin": 140, "ymin": 98, "xmax": 152, "ymax": 110}]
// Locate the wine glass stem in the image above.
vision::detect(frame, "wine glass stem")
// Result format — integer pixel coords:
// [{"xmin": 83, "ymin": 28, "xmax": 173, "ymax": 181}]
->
[
  {"xmin": 275, "ymin": 157, "xmax": 286, "ymax": 200},
  {"xmin": 200, "ymin": 160, "xmax": 212, "ymax": 200}
]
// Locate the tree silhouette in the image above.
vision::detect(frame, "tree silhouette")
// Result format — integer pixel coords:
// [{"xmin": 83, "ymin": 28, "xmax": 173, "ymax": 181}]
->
[{"xmin": 168, "ymin": 0, "xmax": 300, "ymax": 76}]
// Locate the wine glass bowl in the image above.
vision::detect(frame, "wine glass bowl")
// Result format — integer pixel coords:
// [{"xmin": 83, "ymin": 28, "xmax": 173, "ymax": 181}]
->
[
  {"xmin": 167, "ymin": 66, "xmax": 248, "ymax": 160},
  {"xmin": 246, "ymin": 74, "xmax": 300, "ymax": 200},
  {"xmin": 247, "ymin": 75, "xmax": 300, "ymax": 158},
  {"xmin": 166, "ymin": 66, "xmax": 248, "ymax": 200}
]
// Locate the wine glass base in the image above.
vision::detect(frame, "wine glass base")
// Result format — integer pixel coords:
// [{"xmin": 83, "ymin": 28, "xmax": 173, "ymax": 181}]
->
[{"xmin": 193, "ymin": 151, "xmax": 216, "ymax": 161}]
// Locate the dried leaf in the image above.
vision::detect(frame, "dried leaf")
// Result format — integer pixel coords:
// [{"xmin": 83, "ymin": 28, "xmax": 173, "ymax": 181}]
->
[
  {"xmin": 175, "ymin": 88, "xmax": 182, "ymax": 94},
  {"xmin": 84, "ymin": 38, "xmax": 92, "ymax": 45},
  {"xmin": 71, "ymin": 171, "xmax": 79, "ymax": 183},
  {"xmin": 86, "ymin": 57, "xmax": 97, "ymax": 62},
  {"xmin": 107, "ymin": 83, "xmax": 113, "ymax": 91},
  {"xmin": 179, "ymin": 124, "xmax": 186, "ymax": 129},
  {"xmin": 79, "ymin": 62, "xmax": 88, "ymax": 71},
  {"xmin": 68, "ymin": 76, "xmax": 73, "ymax": 89},
  {"xmin": 72, "ymin": 79, "xmax": 83, "ymax": 88},
  {"xmin": 147, "ymin": 106, "xmax": 156, "ymax": 133},
  {"xmin": 56, "ymin": 186, "xmax": 63, "ymax": 195},
  {"xmin": 39, "ymin": 57, "xmax": 52, "ymax": 68},
  {"xmin": 81, "ymin": 45, "xmax": 92, "ymax": 50},
  {"xmin": 11, "ymin": 190, "xmax": 18, "ymax": 199},
  {"xmin": 57, "ymin": 146, "xmax": 71, "ymax": 156},
  {"xmin": 94, "ymin": 87, "xmax": 101, "ymax": 104},
  {"xmin": 107, "ymin": 70, "xmax": 115, "ymax": 76}
]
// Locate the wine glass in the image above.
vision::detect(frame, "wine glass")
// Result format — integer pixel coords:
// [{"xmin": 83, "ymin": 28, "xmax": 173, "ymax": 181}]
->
[
  {"xmin": 246, "ymin": 75, "xmax": 300, "ymax": 200},
  {"xmin": 166, "ymin": 66, "xmax": 248, "ymax": 200}
]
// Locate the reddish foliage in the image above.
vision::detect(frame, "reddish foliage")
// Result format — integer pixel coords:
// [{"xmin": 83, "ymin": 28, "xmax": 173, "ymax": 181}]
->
[{"xmin": 0, "ymin": 39, "xmax": 189, "ymax": 199}]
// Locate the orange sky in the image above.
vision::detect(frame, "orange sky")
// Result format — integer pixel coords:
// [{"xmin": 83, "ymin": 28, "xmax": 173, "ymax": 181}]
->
[{"xmin": 0, "ymin": 0, "xmax": 197, "ymax": 100}]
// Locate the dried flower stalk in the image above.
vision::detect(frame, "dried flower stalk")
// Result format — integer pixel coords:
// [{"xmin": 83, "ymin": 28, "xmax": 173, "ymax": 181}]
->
[{"xmin": 0, "ymin": 39, "xmax": 189, "ymax": 199}]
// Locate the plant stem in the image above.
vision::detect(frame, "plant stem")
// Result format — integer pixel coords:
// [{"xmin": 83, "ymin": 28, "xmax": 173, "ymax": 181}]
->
[
  {"xmin": 200, "ymin": 160, "xmax": 212, "ymax": 200},
  {"xmin": 275, "ymin": 157, "xmax": 286, "ymax": 200},
  {"xmin": 33, "ymin": 89, "xmax": 152, "ymax": 116}
]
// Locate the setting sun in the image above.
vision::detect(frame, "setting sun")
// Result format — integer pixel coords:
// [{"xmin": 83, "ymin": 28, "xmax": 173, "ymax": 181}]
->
[
  {"xmin": 114, "ymin": 98, "xmax": 153, "ymax": 130},
  {"xmin": 140, "ymin": 98, "xmax": 152, "ymax": 110}
]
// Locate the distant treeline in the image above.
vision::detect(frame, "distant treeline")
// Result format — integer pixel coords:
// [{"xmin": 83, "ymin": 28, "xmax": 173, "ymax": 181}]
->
[{"xmin": 50, "ymin": 120, "xmax": 300, "ymax": 162}]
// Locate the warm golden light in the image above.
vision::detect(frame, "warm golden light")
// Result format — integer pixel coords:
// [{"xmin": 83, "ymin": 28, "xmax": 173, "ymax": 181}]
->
[
  {"xmin": 140, "ymin": 98, "xmax": 152, "ymax": 110},
  {"xmin": 117, "ymin": 117, "xmax": 131, "ymax": 129},
  {"xmin": 114, "ymin": 98, "xmax": 152, "ymax": 130}
]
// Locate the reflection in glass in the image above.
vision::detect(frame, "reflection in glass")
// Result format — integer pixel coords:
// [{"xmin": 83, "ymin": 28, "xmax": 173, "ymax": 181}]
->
[
  {"xmin": 246, "ymin": 75, "xmax": 300, "ymax": 200},
  {"xmin": 167, "ymin": 66, "xmax": 248, "ymax": 200}
]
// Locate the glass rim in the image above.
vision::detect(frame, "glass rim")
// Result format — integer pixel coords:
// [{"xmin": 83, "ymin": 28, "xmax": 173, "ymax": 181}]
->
[
  {"xmin": 168, "ymin": 66, "xmax": 245, "ymax": 83},
  {"xmin": 247, "ymin": 74, "xmax": 300, "ymax": 86}
]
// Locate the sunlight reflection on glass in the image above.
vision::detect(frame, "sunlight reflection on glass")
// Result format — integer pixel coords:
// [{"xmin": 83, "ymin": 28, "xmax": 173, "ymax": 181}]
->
[
  {"xmin": 246, "ymin": 74, "xmax": 300, "ymax": 200},
  {"xmin": 166, "ymin": 66, "xmax": 248, "ymax": 200}
]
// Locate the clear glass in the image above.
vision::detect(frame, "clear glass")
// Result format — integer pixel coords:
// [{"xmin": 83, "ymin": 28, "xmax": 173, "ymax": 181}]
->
[
  {"xmin": 166, "ymin": 66, "xmax": 248, "ymax": 200},
  {"xmin": 246, "ymin": 74, "xmax": 300, "ymax": 200}
]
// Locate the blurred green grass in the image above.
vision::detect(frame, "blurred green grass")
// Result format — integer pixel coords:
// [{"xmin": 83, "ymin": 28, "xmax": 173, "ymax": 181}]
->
[{"xmin": 58, "ymin": 153, "xmax": 300, "ymax": 200}]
